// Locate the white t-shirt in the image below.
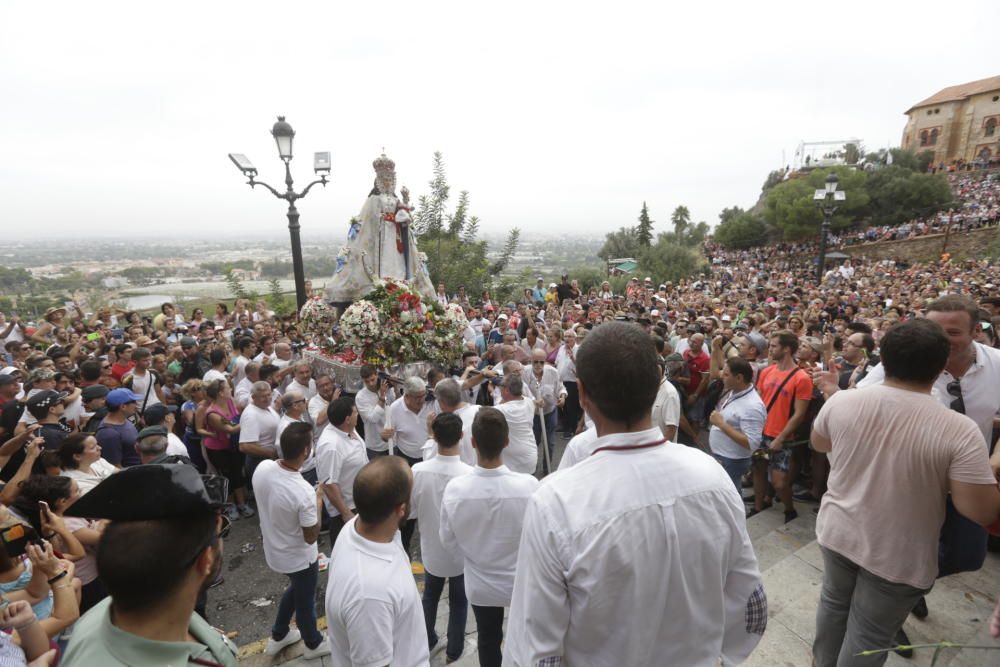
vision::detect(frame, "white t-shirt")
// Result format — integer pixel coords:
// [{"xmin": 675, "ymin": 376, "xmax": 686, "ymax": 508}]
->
[
  {"xmin": 497, "ymin": 397, "xmax": 539, "ymax": 474},
  {"xmin": 61, "ymin": 458, "xmax": 118, "ymax": 496},
  {"xmin": 558, "ymin": 427, "xmax": 599, "ymax": 470},
  {"xmin": 651, "ymin": 378, "xmax": 681, "ymax": 436},
  {"xmin": 202, "ymin": 369, "xmax": 228, "ymax": 385},
  {"xmin": 326, "ymin": 517, "xmax": 429, "ymax": 667},
  {"xmin": 231, "ymin": 355, "xmax": 251, "ymax": 386},
  {"xmin": 439, "ymin": 465, "xmax": 539, "ymax": 607},
  {"xmin": 316, "ymin": 425, "xmax": 368, "ymax": 516},
  {"xmin": 166, "ymin": 432, "xmax": 189, "ymax": 457},
  {"xmin": 128, "ymin": 370, "xmax": 161, "ymax": 408},
  {"xmin": 286, "ymin": 378, "xmax": 317, "ymax": 401},
  {"xmin": 410, "ymin": 454, "xmax": 473, "ymax": 578},
  {"xmin": 813, "ymin": 384, "xmax": 994, "ymax": 589},
  {"xmin": 252, "ymin": 459, "xmax": 318, "ymax": 574},
  {"xmin": 355, "ymin": 387, "xmax": 391, "ymax": 452},
  {"xmin": 239, "ymin": 405, "xmax": 280, "ymax": 456}
]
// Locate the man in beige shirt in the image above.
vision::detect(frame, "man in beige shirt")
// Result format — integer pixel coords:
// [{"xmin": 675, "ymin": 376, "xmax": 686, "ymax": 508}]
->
[{"xmin": 810, "ymin": 319, "xmax": 1000, "ymax": 667}]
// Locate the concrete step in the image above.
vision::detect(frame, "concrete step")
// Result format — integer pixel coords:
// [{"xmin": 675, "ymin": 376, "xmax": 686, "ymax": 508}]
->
[{"xmin": 240, "ymin": 499, "xmax": 999, "ymax": 666}]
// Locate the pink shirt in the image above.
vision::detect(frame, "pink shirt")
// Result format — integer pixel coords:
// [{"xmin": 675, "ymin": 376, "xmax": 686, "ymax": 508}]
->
[{"xmin": 204, "ymin": 399, "xmax": 239, "ymax": 451}]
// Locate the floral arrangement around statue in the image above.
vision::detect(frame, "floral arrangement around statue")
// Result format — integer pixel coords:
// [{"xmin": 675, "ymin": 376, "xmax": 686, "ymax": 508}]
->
[{"xmin": 334, "ymin": 278, "xmax": 467, "ymax": 368}]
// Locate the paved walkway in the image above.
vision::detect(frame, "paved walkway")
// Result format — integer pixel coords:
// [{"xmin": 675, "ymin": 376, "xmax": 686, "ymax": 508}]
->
[{"xmin": 238, "ymin": 499, "xmax": 1000, "ymax": 667}]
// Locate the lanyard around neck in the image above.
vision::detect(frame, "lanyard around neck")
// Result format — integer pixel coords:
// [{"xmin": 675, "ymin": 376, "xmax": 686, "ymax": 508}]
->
[{"xmin": 590, "ymin": 438, "xmax": 667, "ymax": 457}]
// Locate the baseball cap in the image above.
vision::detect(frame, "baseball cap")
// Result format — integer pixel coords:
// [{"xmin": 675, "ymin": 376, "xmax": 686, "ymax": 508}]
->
[
  {"xmin": 143, "ymin": 403, "xmax": 177, "ymax": 426},
  {"xmin": 81, "ymin": 384, "xmax": 110, "ymax": 401},
  {"xmin": 106, "ymin": 388, "xmax": 144, "ymax": 408},
  {"xmin": 0, "ymin": 367, "xmax": 19, "ymax": 376},
  {"xmin": 180, "ymin": 336, "xmax": 198, "ymax": 348},
  {"xmin": 137, "ymin": 424, "xmax": 169, "ymax": 440},
  {"xmin": 496, "ymin": 314, "xmax": 508, "ymax": 320},
  {"xmin": 0, "ymin": 374, "xmax": 17, "ymax": 387}
]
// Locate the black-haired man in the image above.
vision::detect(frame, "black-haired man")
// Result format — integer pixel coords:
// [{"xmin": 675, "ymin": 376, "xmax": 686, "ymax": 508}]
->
[
  {"xmin": 316, "ymin": 396, "xmax": 368, "ymax": 544},
  {"xmin": 325, "ymin": 456, "xmax": 428, "ymax": 666},
  {"xmin": 440, "ymin": 407, "xmax": 539, "ymax": 667},
  {"xmin": 505, "ymin": 322, "xmax": 764, "ymax": 666}
]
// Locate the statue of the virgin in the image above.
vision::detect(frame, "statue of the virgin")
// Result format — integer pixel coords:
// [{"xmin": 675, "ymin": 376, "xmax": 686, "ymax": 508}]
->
[{"xmin": 326, "ymin": 153, "xmax": 435, "ymax": 309}]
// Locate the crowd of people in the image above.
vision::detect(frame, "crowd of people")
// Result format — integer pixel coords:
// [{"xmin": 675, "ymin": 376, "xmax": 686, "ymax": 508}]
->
[{"xmin": 1, "ymin": 217, "xmax": 1000, "ymax": 664}]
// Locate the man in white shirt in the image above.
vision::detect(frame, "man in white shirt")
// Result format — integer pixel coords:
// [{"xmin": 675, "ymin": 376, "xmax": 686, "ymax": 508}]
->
[
  {"xmin": 557, "ymin": 424, "xmax": 598, "ymax": 470},
  {"xmin": 230, "ymin": 337, "xmax": 255, "ymax": 387},
  {"xmin": 317, "ymin": 396, "xmax": 369, "ymax": 545},
  {"xmin": 253, "ymin": 423, "xmax": 331, "ymax": 661},
  {"xmin": 233, "ymin": 362, "xmax": 259, "ymax": 410},
  {"xmin": 239, "ymin": 381, "xmax": 281, "ymax": 486},
  {"xmin": 306, "ymin": 374, "xmax": 338, "ymax": 435},
  {"xmin": 121, "ymin": 348, "xmax": 163, "ymax": 414},
  {"xmin": 326, "ymin": 456, "xmax": 429, "ymax": 667},
  {"xmin": 505, "ymin": 322, "xmax": 765, "ymax": 667},
  {"xmin": 555, "ymin": 329, "xmax": 580, "ymax": 436},
  {"xmin": 382, "ymin": 377, "xmax": 433, "ymax": 555},
  {"xmin": 440, "ymin": 407, "xmax": 539, "ymax": 667},
  {"xmin": 708, "ymin": 356, "xmax": 766, "ymax": 494},
  {"xmin": 651, "ymin": 360, "xmax": 681, "ymax": 441},
  {"xmin": 275, "ymin": 390, "xmax": 317, "ymax": 484},
  {"xmin": 142, "ymin": 404, "xmax": 189, "ymax": 458},
  {"xmin": 355, "ymin": 365, "xmax": 393, "ymax": 458},
  {"xmin": 285, "ymin": 362, "xmax": 317, "ymax": 401},
  {"xmin": 496, "ymin": 375, "xmax": 538, "ymax": 475},
  {"xmin": 409, "ymin": 414, "xmax": 473, "ymax": 662},
  {"xmin": 425, "ymin": 379, "xmax": 478, "ymax": 465},
  {"xmin": 525, "ymin": 349, "xmax": 565, "ymax": 473}
]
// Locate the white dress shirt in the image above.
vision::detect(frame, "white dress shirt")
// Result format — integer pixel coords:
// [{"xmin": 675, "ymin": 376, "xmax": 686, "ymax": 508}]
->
[
  {"xmin": 505, "ymin": 427, "xmax": 765, "ymax": 667},
  {"xmin": 420, "ymin": 404, "xmax": 480, "ymax": 467},
  {"xmin": 285, "ymin": 378, "xmax": 317, "ymax": 401},
  {"xmin": 555, "ymin": 344, "xmax": 577, "ymax": 383},
  {"xmin": 384, "ymin": 397, "xmax": 433, "ymax": 459},
  {"xmin": 326, "ymin": 517, "xmax": 429, "ymax": 667},
  {"xmin": 858, "ymin": 341, "xmax": 1000, "ymax": 445},
  {"xmin": 355, "ymin": 386, "xmax": 395, "ymax": 453},
  {"xmin": 410, "ymin": 454, "xmax": 473, "ymax": 578},
  {"xmin": 525, "ymin": 365, "xmax": 566, "ymax": 416},
  {"xmin": 233, "ymin": 376, "xmax": 254, "ymax": 410},
  {"xmin": 557, "ymin": 426, "xmax": 599, "ymax": 470},
  {"xmin": 316, "ymin": 424, "xmax": 368, "ymax": 517},
  {"xmin": 252, "ymin": 459, "xmax": 318, "ymax": 574},
  {"xmin": 439, "ymin": 465, "xmax": 539, "ymax": 607},
  {"xmin": 497, "ymin": 397, "xmax": 539, "ymax": 474}
]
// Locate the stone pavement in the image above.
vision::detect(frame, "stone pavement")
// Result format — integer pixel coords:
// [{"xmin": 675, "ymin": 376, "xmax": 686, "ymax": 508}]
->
[{"xmin": 238, "ymin": 496, "xmax": 1000, "ymax": 666}]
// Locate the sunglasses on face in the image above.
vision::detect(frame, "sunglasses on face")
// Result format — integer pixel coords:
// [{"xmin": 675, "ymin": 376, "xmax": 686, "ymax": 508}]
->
[{"xmin": 946, "ymin": 379, "xmax": 965, "ymax": 415}]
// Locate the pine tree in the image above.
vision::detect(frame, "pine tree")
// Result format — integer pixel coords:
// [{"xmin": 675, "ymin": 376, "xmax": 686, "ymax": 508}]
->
[
  {"xmin": 636, "ymin": 202, "xmax": 654, "ymax": 247},
  {"xmin": 670, "ymin": 205, "xmax": 691, "ymax": 239}
]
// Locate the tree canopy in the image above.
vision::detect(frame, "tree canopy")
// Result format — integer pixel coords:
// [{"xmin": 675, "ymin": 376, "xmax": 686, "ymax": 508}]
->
[
  {"xmin": 636, "ymin": 202, "xmax": 654, "ymax": 247},
  {"xmin": 762, "ymin": 167, "xmax": 870, "ymax": 241}
]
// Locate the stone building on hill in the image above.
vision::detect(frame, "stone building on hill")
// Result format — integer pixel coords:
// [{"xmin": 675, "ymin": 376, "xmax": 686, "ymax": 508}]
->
[{"xmin": 901, "ymin": 75, "xmax": 1000, "ymax": 165}]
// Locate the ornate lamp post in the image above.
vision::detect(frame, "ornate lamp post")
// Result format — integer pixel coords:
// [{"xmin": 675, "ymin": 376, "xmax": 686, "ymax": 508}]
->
[
  {"xmin": 813, "ymin": 172, "xmax": 845, "ymax": 282},
  {"xmin": 228, "ymin": 117, "xmax": 331, "ymax": 312}
]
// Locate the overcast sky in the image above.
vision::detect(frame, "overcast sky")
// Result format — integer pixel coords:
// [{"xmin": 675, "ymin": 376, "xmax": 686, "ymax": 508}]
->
[{"xmin": 1, "ymin": 1, "xmax": 997, "ymax": 242}]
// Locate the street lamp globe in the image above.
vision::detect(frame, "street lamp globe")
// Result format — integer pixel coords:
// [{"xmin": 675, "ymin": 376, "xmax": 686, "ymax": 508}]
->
[
  {"xmin": 271, "ymin": 116, "xmax": 295, "ymax": 161},
  {"xmin": 824, "ymin": 172, "xmax": 839, "ymax": 193}
]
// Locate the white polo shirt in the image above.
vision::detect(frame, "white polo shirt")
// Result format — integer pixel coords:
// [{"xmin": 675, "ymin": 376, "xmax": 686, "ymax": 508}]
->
[
  {"xmin": 251, "ymin": 459, "xmax": 318, "ymax": 574},
  {"xmin": 355, "ymin": 386, "xmax": 395, "ymax": 453},
  {"xmin": 439, "ymin": 465, "xmax": 539, "ymax": 607},
  {"xmin": 317, "ymin": 424, "xmax": 368, "ymax": 517},
  {"xmin": 326, "ymin": 517, "xmax": 428, "ymax": 667},
  {"xmin": 410, "ymin": 454, "xmax": 473, "ymax": 578},
  {"xmin": 239, "ymin": 404, "xmax": 280, "ymax": 457},
  {"xmin": 384, "ymin": 397, "xmax": 433, "ymax": 459},
  {"xmin": 504, "ymin": 427, "xmax": 765, "ymax": 667},
  {"xmin": 497, "ymin": 397, "xmax": 539, "ymax": 474}
]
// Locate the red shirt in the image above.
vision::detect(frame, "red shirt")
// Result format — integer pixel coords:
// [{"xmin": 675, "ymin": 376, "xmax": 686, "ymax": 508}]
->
[
  {"xmin": 110, "ymin": 361, "xmax": 135, "ymax": 383},
  {"xmin": 683, "ymin": 349, "xmax": 710, "ymax": 395}
]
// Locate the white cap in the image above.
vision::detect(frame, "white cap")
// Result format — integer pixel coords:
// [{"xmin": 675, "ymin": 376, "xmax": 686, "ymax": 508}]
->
[
  {"xmin": 497, "ymin": 313, "xmax": 508, "ymax": 320},
  {"xmin": 650, "ymin": 309, "xmax": 660, "ymax": 317},
  {"xmin": 0, "ymin": 366, "xmax": 18, "ymax": 376}
]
